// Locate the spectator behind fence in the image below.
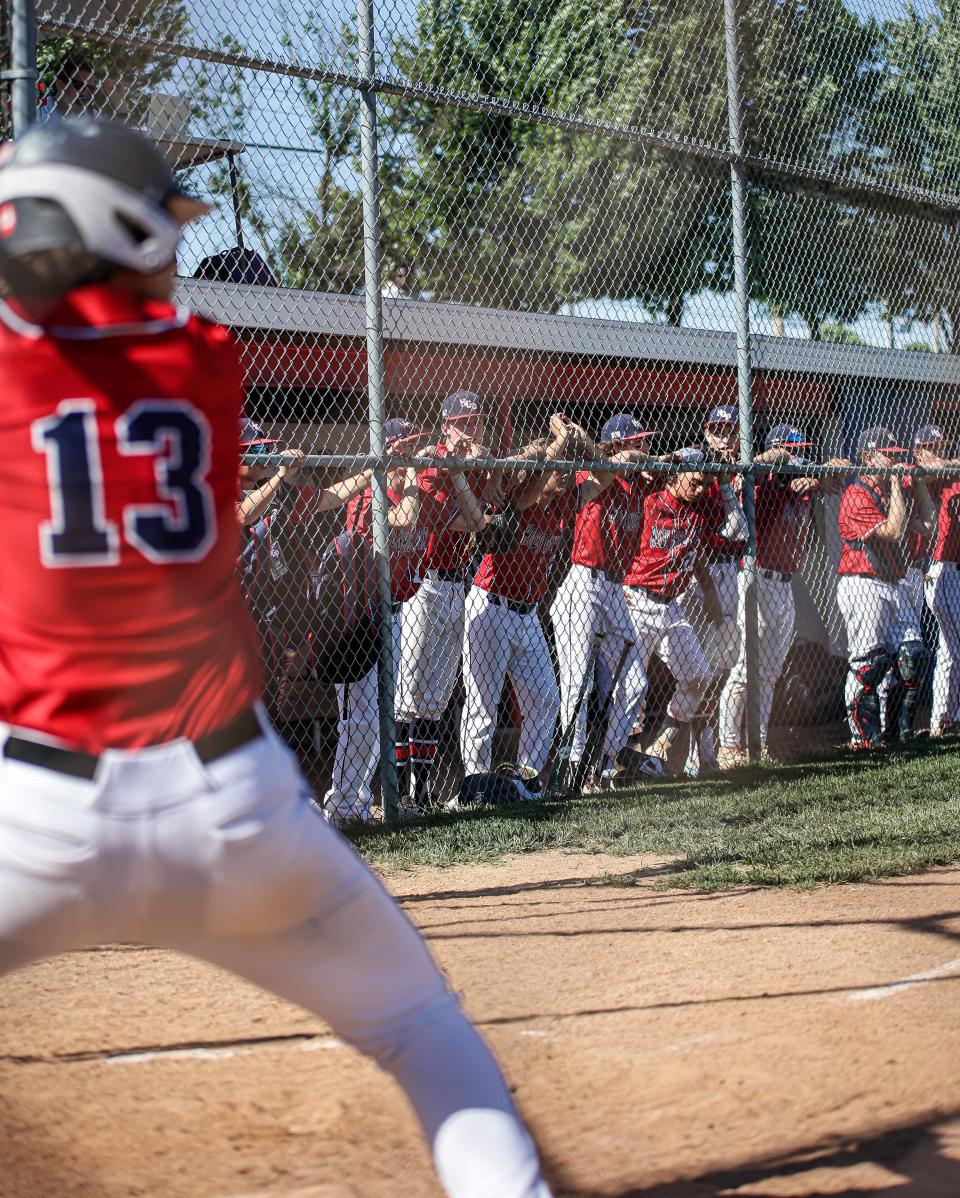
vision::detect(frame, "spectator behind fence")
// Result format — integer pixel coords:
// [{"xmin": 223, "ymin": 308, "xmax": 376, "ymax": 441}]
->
[
  {"xmin": 39, "ymin": 56, "xmax": 122, "ymax": 123},
  {"xmin": 381, "ymin": 260, "xmax": 422, "ymax": 300}
]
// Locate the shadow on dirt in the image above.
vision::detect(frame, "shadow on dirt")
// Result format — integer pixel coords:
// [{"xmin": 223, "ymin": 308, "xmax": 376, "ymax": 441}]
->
[{"xmin": 551, "ymin": 1107, "xmax": 960, "ymax": 1196}]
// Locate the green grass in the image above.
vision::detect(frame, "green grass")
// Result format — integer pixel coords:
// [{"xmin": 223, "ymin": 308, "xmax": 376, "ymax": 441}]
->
[{"xmin": 355, "ymin": 739, "xmax": 960, "ymax": 890}]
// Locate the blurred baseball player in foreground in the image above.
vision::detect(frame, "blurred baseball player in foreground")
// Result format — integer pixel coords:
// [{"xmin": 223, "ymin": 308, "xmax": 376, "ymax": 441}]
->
[
  {"xmin": 620, "ymin": 448, "xmax": 743, "ymax": 776},
  {"xmin": 459, "ymin": 414, "xmax": 591, "ymax": 795},
  {"xmin": 837, "ymin": 427, "xmax": 933, "ymax": 749},
  {"xmin": 395, "ymin": 390, "xmax": 488, "ymax": 811},
  {"xmin": 717, "ymin": 425, "xmax": 846, "ymax": 765},
  {"xmin": 0, "ymin": 118, "xmax": 551, "ymax": 1198},
  {"xmin": 550, "ymin": 413, "xmax": 657, "ymax": 779}
]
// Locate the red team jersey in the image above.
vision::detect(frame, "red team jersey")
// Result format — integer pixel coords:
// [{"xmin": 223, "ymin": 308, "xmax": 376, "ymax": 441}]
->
[
  {"xmin": 933, "ymin": 480, "xmax": 960, "ymax": 563},
  {"xmin": 837, "ymin": 479, "xmax": 906, "ymax": 581},
  {"xmin": 346, "ymin": 485, "xmax": 430, "ymax": 603},
  {"xmin": 570, "ymin": 474, "xmax": 648, "ymax": 581},
  {"xmin": 754, "ymin": 476, "xmax": 811, "ymax": 574},
  {"xmin": 0, "ymin": 286, "xmax": 262, "ymax": 751},
  {"xmin": 624, "ymin": 488, "xmax": 720, "ymax": 598},
  {"xmin": 473, "ymin": 486, "xmax": 579, "ymax": 605},
  {"xmin": 418, "ymin": 444, "xmax": 485, "ymax": 574}
]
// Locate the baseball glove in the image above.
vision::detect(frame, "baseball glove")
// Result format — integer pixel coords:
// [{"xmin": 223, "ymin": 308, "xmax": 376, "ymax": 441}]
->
[{"xmin": 480, "ymin": 504, "xmax": 522, "ymax": 555}]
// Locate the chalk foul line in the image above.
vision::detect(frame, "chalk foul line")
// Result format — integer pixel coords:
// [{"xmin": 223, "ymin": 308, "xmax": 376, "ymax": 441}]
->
[{"xmin": 848, "ymin": 956, "xmax": 960, "ymax": 1002}]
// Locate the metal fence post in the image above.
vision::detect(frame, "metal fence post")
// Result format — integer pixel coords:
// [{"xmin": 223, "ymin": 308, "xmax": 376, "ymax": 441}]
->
[
  {"xmin": 8, "ymin": 0, "xmax": 37, "ymax": 137},
  {"xmin": 723, "ymin": 0, "xmax": 761, "ymax": 759},
  {"xmin": 356, "ymin": 0, "xmax": 399, "ymax": 819}
]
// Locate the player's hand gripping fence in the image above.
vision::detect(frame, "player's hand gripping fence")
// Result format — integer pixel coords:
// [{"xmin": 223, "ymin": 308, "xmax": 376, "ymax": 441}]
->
[{"xmin": 20, "ymin": 0, "xmax": 960, "ymax": 819}]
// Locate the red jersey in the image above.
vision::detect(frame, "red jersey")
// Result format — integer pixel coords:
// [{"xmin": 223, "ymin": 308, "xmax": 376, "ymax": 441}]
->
[
  {"xmin": 571, "ymin": 474, "xmax": 648, "ymax": 581},
  {"xmin": 837, "ymin": 479, "xmax": 906, "ymax": 581},
  {"xmin": 419, "ymin": 444, "xmax": 484, "ymax": 574},
  {"xmin": 624, "ymin": 488, "xmax": 714, "ymax": 598},
  {"xmin": 933, "ymin": 480, "xmax": 960, "ymax": 563},
  {"xmin": 473, "ymin": 486, "xmax": 578, "ymax": 605},
  {"xmin": 754, "ymin": 476, "xmax": 811, "ymax": 574},
  {"xmin": 0, "ymin": 285, "xmax": 262, "ymax": 752},
  {"xmin": 699, "ymin": 478, "xmax": 745, "ymax": 559},
  {"xmin": 346, "ymin": 485, "xmax": 430, "ymax": 603}
]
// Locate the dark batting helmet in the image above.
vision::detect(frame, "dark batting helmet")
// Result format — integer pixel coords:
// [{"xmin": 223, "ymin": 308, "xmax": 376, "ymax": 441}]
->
[{"xmin": 0, "ymin": 116, "xmax": 210, "ymax": 298}]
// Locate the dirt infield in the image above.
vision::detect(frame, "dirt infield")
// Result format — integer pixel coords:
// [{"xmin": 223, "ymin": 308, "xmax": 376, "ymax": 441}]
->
[{"xmin": 2, "ymin": 852, "xmax": 960, "ymax": 1197}]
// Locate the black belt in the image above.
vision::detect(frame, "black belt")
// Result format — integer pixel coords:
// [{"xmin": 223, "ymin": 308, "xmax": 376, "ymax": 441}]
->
[
  {"xmin": 625, "ymin": 584, "xmax": 673, "ymax": 605},
  {"xmin": 2, "ymin": 707, "xmax": 263, "ymax": 782},
  {"xmin": 588, "ymin": 567, "xmax": 622, "ymax": 584},
  {"xmin": 759, "ymin": 568, "xmax": 792, "ymax": 582},
  {"xmin": 486, "ymin": 593, "xmax": 537, "ymax": 616},
  {"xmin": 427, "ymin": 568, "xmax": 465, "ymax": 582}
]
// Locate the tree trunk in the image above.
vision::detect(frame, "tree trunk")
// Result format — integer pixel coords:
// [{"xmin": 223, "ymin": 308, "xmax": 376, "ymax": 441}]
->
[{"xmin": 770, "ymin": 306, "xmax": 784, "ymax": 337}]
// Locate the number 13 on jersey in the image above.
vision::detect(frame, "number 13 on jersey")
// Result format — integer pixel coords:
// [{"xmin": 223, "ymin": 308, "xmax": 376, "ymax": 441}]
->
[{"xmin": 32, "ymin": 399, "xmax": 216, "ymax": 568}]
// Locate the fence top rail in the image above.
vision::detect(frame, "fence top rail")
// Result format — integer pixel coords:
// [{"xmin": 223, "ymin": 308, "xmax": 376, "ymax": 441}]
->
[
  {"xmin": 181, "ymin": 281, "xmax": 960, "ymax": 388},
  {"xmin": 243, "ymin": 452, "xmax": 960, "ymax": 480}
]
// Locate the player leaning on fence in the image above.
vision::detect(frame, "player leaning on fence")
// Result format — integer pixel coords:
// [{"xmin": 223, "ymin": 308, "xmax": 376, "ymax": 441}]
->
[
  {"xmin": 236, "ymin": 420, "xmax": 380, "ymax": 714},
  {"xmin": 717, "ymin": 425, "xmax": 848, "ymax": 765},
  {"xmin": 549, "ymin": 413, "xmax": 658, "ymax": 780},
  {"xmin": 458, "ymin": 414, "xmax": 594, "ymax": 799},
  {"xmin": 395, "ymin": 390, "xmax": 489, "ymax": 811},
  {"xmin": 321, "ymin": 418, "xmax": 429, "ymax": 825},
  {"xmin": 914, "ymin": 429, "xmax": 960, "ymax": 736},
  {"xmin": 618, "ymin": 448, "xmax": 746, "ymax": 778},
  {"xmin": 837, "ymin": 427, "xmax": 935, "ymax": 750}
]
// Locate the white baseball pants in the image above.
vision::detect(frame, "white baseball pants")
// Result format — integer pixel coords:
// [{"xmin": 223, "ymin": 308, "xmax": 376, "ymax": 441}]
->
[
  {"xmin": 678, "ymin": 558, "xmax": 740, "ymax": 673},
  {"xmin": 322, "ymin": 611, "xmax": 401, "ymax": 821},
  {"xmin": 0, "ymin": 713, "xmax": 550, "ymax": 1198},
  {"xmin": 925, "ymin": 561, "xmax": 960, "ymax": 729},
  {"xmin": 624, "ymin": 587, "xmax": 712, "ymax": 724},
  {"xmin": 876, "ymin": 567, "xmax": 926, "ymax": 732},
  {"xmin": 549, "ymin": 564, "xmax": 646, "ymax": 765},
  {"xmin": 396, "ymin": 576, "xmax": 465, "ymax": 722},
  {"xmin": 719, "ymin": 570, "xmax": 795, "ymax": 749},
  {"xmin": 837, "ymin": 574, "xmax": 910, "ymax": 717},
  {"xmin": 460, "ymin": 587, "xmax": 560, "ymax": 776}
]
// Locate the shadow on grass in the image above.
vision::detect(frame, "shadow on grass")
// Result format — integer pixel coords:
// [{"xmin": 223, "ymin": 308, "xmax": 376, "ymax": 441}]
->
[{"xmin": 550, "ymin": 1104, "xmax": 960, "ymax": 1196}]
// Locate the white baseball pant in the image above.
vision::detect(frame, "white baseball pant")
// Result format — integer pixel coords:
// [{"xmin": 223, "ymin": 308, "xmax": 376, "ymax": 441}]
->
[
  {"xmin": 719, "ymin": 569, "xmax": 795, "ymax": 750},
  {"xmin": 549, "ymin": 563, "xmax": 646, "ymax": 765},
  {"xmin": 0, "ymin": 712, "xmax": 551, "ymax": 1198},
  {"xmin": 396, "ymin": 575, "xmax": 465, "ymax": 721},
  {"xmin": 678, "ymin": 558, "xmax": 740, "ymax": 673},
  {"xmin": 837, "ymin": 574, "xmax": 913, "ymax": 717},
  {"xmin": 925, "ymin": 561, "xmax": 960, "ymax": 729},
  {"xmin": 877, "ymin": 566, "xmax": 926, "ymax": 732},
  {"xmin": 460, "ymin": 587, "xmax": 559, "ymax": 776},
  {"xmin": 322, "ymin": 611, "xmax": 401, "ymax": 821},
  {"xmin": 623, "ymin": 587, "xmax": 712, "ymax": 724}
]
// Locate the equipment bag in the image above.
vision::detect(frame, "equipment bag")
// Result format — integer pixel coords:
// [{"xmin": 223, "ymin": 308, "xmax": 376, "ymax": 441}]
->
[{"xmin": 311, "ymin": 529, "xmax": 381, "ymax": 684}]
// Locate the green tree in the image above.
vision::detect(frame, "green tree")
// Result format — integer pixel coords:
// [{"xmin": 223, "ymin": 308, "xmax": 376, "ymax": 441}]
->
[
  {"xmin": 819, "ymin": 321, "xmax": 866, "ymax": 345},
  {"xmin": 863, "ymin": 1, "xmax": 960, "ymax": 349}
]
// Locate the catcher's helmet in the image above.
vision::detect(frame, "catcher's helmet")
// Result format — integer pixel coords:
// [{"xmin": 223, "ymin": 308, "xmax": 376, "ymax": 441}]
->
[{"xmin": 0, "ymin": 117, "xmax": 210, "ymax": 298}]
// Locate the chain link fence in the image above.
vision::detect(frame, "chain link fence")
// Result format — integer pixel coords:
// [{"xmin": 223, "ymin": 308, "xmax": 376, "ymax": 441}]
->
[{"xmin": 9, "ymin": 0, "xmax": 960, "ymax": 821}]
